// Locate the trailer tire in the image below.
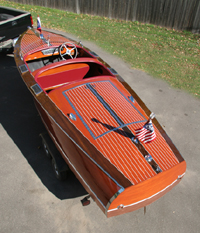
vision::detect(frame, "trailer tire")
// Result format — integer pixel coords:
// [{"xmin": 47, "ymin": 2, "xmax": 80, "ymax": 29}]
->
[
  {"xmin": 52, "ymin": 158, "xmax": 67, "ymax": 181},
  {"xmin": 42, "ymin": 139, "xmax": 51, "ymax": 159}
]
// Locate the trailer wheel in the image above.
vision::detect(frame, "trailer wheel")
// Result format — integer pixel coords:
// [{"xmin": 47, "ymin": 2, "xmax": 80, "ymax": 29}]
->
[
  {"xmin": 52, "ymin": 159, "xmax": 67, "ymax": 181},
  {"xmin": 42, "ymin": 139, "xmax": 51, "ymax": 159}
]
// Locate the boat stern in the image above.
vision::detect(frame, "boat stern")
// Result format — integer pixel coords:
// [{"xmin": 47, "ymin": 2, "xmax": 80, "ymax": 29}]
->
[{"xmin": 106, "ymin": 160, "xmax": 186, "ymax": 217}]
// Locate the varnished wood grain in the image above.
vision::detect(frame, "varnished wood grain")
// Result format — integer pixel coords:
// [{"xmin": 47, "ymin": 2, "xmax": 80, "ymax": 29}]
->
[
  {"xmin": 14, "ymin": 29, "xmax": 186, "ymax": 218},
  {"xmin": 107, "ymin": 161, "xmax": 186, "ymax": 217}
]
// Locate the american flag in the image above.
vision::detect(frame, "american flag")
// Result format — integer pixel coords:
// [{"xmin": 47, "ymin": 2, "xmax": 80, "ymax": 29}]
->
[
  {"xmin": 135, "ymin": 119, "xmax": 156, "ymax": 143},
  {"xmin": 37, "ymin": 15, "xmax": 41, "ymax": 32}
]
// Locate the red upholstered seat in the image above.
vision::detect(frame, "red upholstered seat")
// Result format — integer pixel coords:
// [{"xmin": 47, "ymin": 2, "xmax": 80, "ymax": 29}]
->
[{"xmin": 35, "ymin": 63, "xmax": 89, "ymax": 90}]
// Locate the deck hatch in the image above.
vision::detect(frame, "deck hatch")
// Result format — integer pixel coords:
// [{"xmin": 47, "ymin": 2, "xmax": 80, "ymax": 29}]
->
[{"xmin": 63, "ymin": 80, "xmax": 146, "ymax": 140}]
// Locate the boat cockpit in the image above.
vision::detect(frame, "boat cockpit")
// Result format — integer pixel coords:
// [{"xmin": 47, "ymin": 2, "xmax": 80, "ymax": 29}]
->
[
  {"xmin": 25, "ymin": 42, "xmax": 97, "ymax": 72},
  {"xmin": 24, "ymin": 42, "xmax": 115, "ymax": 92}
]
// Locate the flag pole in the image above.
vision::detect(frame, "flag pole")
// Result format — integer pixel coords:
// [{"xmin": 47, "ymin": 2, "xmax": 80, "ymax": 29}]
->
[
  {"xmin": 146, "ymin": 112, "xmax": 155, "ymax": 124},
  {"xmin": 148, "ymin": 112, "xmax": 155, "ymax": 121},
  {"xmin": 37, "ymin": 15, "xmax": 43, "ymax": 38}
]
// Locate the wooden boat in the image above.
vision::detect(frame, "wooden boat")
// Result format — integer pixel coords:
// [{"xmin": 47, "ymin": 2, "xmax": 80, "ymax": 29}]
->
[{"xmin": 14, "ymin": 28, "xmax": 186, "ymax": 217}]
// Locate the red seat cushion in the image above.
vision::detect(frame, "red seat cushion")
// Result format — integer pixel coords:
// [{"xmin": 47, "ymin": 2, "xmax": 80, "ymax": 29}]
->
[{"xmin": 36, "ymin": 63, "xmax": 89, "ymax": 90}]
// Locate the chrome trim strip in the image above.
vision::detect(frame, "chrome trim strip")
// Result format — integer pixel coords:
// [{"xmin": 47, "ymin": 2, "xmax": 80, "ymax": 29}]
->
[
  {"xmin": 108, "ymin": 67, "xmax": 118, "ymax": 75},
  {"xmin": 105, "ymin": 187, "xmax": 125, "ymax": 214},
  {"xmin": 89, "ymin": 51, "xmax": 99, "ymax": 57}
]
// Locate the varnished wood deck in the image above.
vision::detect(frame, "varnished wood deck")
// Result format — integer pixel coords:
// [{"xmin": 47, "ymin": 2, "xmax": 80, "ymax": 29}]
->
[{"xmin": 50, "ymin": 78, "xmax": 180, "ymax": 185}]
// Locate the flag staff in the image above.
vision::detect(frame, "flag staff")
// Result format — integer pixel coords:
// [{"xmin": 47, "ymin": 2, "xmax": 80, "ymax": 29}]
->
[{"xmin": 134, "ymin": 112, "xmax": 156, "ymax": 144}]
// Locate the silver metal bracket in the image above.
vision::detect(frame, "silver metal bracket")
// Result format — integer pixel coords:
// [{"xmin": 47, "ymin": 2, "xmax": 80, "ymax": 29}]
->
[
  {"xmin": 19, "ymin": 64, "xmax": 28, "ymax": 73},
  {"xmin": 30, "ymin": 84, "xmax": 43, "ymax": 95}
]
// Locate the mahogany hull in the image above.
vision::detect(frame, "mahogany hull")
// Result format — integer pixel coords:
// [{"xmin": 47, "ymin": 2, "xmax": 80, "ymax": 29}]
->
[{"xmin": 14, "ymin": 28, "xmax": 186, "ymax": 217}]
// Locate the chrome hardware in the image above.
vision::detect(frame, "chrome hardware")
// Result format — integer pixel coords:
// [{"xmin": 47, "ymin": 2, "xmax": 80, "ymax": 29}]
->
[
  {"xmin": 177, "ymin": 175, "xmax": 182, "ymax": 180},
  {"xmin": 145, "ymin": 154, "xmax": 153, "ymax": 162},
  {"xmin": 128, "ymin": 95, "xmax": 134, "ymax": 102},
  {"xmin": 117, "ymin": 204, "xmax": 124, "ymax": 209},
  {"xmin": 144, "ymin": 154, "xmax": 162, "ymax": 174},
  {"xmin": 150, "ymin": 112, "xmax": 156, "ymax": 119},
  {"xmin": 20, "ymin": 52, "xmax": 23, "ymax": 60},
  {"xmin": 105, "ymin": 187, "xmax": 125, "ymax": 212},
  {"xmin": 12, "ymin": 37, "xmax": 18, "ymax": 47},
  {"xmin": 108, "ymin": 67, "xmax": 118, "ymax": 75},
  {"xmin": 89, "ymin": 51, "xmax": 99, "ymax": 57},
  {"xmin": 69, "ymin": 113, "xmax": 76, "ymax": 121},
  {"xmin": 19, "ymin": 64, "xmax": 28, "ymax": 73},
  {"xmin": 156, "ymin": 166, "xmax": 162, "ymax": 173},
  {"xmin": 78, "ymin": 41, "xmax": 83, "ymax": 47},
  {"xmin": 131, "ymin": 136, "xmax": 138, "ymax": 144},
  {"xmin": 30, "ymin": 84, "xmax": 42, "ymax": 95},
  {"xmin": 47, "ymin": 35, "xmax": 50, "ymax": 47}
]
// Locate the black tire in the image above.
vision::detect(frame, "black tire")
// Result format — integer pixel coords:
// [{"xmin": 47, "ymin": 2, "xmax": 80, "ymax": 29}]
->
[
  {"xmin": 52, "ymin": 159, "xmax": 67, "ymax": 181},
  {"xmin": 42, "ymin": 140, "xmax": 51, "ymax": 159}
]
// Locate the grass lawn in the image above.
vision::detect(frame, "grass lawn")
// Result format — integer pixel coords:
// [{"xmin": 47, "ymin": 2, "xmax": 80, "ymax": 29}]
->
[{"xmin": 1, "ymin": 0, "xmax": 200, "ymax": 98}]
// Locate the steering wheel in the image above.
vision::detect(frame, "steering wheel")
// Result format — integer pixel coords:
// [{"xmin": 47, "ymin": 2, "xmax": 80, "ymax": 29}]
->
[{"xmin": 59, "ymin": 42, "xmax": 77, "ymax": 60}]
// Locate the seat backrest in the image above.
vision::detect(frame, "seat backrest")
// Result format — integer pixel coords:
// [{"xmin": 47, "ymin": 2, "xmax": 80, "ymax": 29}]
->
[{"xmin": 35, "ymin": 63, "xmax": 89, "ymax": 90}]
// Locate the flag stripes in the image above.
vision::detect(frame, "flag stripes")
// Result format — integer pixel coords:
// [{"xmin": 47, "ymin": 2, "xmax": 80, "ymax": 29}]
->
[{"xmin": 135, "ymin": 119, "xmax": 156, "ymax": 143}]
